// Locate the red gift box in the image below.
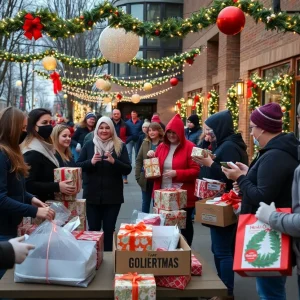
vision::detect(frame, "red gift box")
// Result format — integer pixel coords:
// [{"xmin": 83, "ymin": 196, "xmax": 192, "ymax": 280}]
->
[
  {"xmin": 233, "ymin": 208, "xmax": 292, "ymax": 277},
  {"xmin": 194, "ymin": 178, "xmax": 226, "ymax": 199},
  {"xmin": 155, "ymin": 274, "xmax": 191, "ymax": 290},
  {"xmin": 191, "ymin": 254, "xmax": 202, "ymax": 276},
  {"xmin": 72, "ymin": 230, "xmax": 104, "ymax": 270},
  {"xmin": 17, "ymin": 224, "xmax": 38, "ymax": 236}
]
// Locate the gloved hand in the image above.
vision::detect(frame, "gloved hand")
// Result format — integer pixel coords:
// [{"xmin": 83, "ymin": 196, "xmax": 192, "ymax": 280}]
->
[
  {"xmin": 8, "ymin": 236, "xmax": 35, "ymax": 264},
  {"xmin": 255, "ymin": 202, "xmax": 276, "ymax": 224}
]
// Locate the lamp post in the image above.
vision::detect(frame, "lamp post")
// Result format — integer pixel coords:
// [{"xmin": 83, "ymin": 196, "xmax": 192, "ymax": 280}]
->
[
  {"xmin": 14, "ymin": 80, "xmax": 22, "ymax": 109},
  {"xmin": 236, "ymin": 78, "xmax": 244, "ymax": 98}
]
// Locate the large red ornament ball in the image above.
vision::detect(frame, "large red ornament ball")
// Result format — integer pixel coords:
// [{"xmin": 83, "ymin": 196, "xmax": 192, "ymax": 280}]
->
[
  {"xmin": 154, "ymin": 29, "xmax": 161, "ymax": 36},
  {"xmin": 217, "ymin": 6, "xmax": 246, "ymax": 35},
  {"xmin": 170, "ymin": 78, "xmax": 179, "ymax": 86}
]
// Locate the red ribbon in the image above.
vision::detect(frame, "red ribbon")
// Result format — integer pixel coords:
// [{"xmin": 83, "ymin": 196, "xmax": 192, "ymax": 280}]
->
[
  {"xmin": 247, "ymin": 80, "xmax": 257, "ymax": 99},
  {"xmin": 23, "ymin": 13, "xmax": 43, "ymax": 40},
  {"xmin": 217, "ymin": 190, "xmax": 241, "ymax": 210},
  {"xmin": 115, "ymin": 273, "xmax": 153, "ymax": 300},
  {"xmin": 75, "ymin": 230, "xmax": 85, "ymax": 239},
  {"xmin": 50, "ymin": 72, "xmax": 62, "ymax": 94},
  {"xmin": 123, "ymin": 222, "xmax": 151, "ymax": 250}
]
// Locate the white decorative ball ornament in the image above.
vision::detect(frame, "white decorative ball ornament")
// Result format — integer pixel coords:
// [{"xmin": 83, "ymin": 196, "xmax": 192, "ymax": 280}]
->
[
  {"xmin": 103, "ymin": 81, "xmax": 111, "ymax": 92},
  {"xmin": 103, "ymin": 97, "xmax": 112, "ymax": 104},
  {"xmin": 63, "ymin": 94, "xmax": 68, "ymax": 99},
  {"xmin": 16, "ymin": 80, "xmax": 22, "ymax": 87},
  {"xmin": 131, "ymin": 94, "xmax": 141, "ymax": 104},
  {"xmin": 95, "ymin": 79, "xmax": 111, "ymax": 91},
  {"xmin": 42, "ymin": 56, "xmax": 57, "ymax": 71},
  {"xmin": 143, "ymin": 82, "xmax": 152, "ymax": 91},
  {"xmin": 99, "ymin": 27, "xmax": 140, "ymax": 63}
]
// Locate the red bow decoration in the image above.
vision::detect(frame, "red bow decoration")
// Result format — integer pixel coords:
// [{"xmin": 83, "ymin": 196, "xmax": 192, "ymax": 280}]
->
[
  {"xmin": 50, "ymin": 72, "xmax": 62, "ymax": 94},
  {"xmin": 116, "ymin": 93, "xmax": 123, "ymax": 100},
  {"xmin": 23, "ymin": 13, "xmax": 43, "ymax": 40},
  {"xmin": 218, "ymin": 190, "xmax": 241, "ymax": 210},
  {"xmin": 247, "ymin": 80, "xmax": 257, "ymax": 98},
  {"xmin": 207, "ymin": 92, "xmax": 211, "ymax": 99},
  {"xmin": 177, "ymin": 102, "xmax": 181, "ymax": 109}
]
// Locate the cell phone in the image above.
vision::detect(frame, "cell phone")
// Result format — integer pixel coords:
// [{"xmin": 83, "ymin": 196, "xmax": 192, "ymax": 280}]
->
[
  {"xmin": 102, "ymin": 155, "xmax": 108, "ymax": 159},
  {"xmin": 220, "ymin": 162, "xmax": 230, "ymax": 168}
]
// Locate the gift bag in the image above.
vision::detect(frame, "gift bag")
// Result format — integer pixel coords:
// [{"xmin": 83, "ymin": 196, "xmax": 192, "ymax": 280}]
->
[
  {"xmin": 14, "ymin": 203, "xmax": 96, "ymax": 287},
  {"xmin": 233, "ymin": 208, "xmax": 292, "ymax": 277}
]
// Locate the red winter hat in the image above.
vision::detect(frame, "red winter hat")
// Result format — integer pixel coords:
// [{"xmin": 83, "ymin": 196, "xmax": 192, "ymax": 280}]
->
[
  {"xmin": 151, "ymin": 115, "xmax": 161, "ymax": 123},
  {"xmin": 250, "ymin": 103, "xmax": 283, "ymax": 133}
]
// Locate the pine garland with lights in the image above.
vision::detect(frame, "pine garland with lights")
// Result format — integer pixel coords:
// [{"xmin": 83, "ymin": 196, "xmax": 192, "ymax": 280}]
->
[
  {"xmin": 226, "ymin": 85, "xmax": 239, "ymax": 132},
  {"xmin": 194, "ymin": 94, "xmax": 204, "ymax": 126},
  {"xmin": 1, "ymin": 0, "xmax": 300, "ymax": 40},
  {"xmin": 176, "ymin": 98, "xmax": 187, "ymax": 120},
  {"xmin": 208, "ymin": 90, "xmax": 219, "ymax": 116},
  {"xmin": 0, "ymin": 47, "xmax": 201, "ymax": 70},
  {"xmin": 248, "ymin": 73, "xmax": 293, "ymax": 132}
]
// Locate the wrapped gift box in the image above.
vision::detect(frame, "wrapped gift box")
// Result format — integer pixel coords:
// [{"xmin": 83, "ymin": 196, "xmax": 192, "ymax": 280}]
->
[
  {"xmin": 191, "ymin": 254, "xmax": 202, "ymax": 276},
  {"xmin": 153, "ymin": 207, "xmax": 186, "ymax": 229},
  {"xmin": 191, "ymin": 147, "xmax": 208, "ymax": 158},
  {"xmin": 143, "ymin": 158, "xmax": 161, "ymax": 179},
  {"xmin": 54, "ymin": 167, "xmax": 82, "ymax": 201},
  {"xmin": 17, "ymin": 224, "xmax": 38, "ymax": 236},
  {"xmin": 194, "ymin": 178, "xmax": 226, "ymax": 199},
  {"xmin": 21, "ymin": 217, "xmax": 32, "ymax": 226},
  {"xmin": 154, "ymin": 189, "xmax": 187, "ymax": 211},
  {"xmin": 72, "ymin": 231, "xmax": 104, "ymax": 270},
  {"xmin": 117, "ymin": 223, "xmax": 152, "ymax": 251},
  {"xmin": 233, "ymin": 209, "xmax": 292, "ymax": 277},
  {"xmin": 115, "ymin": 273, "xmax": 156, "ymax": 300},
  {"xmin": 155, "ymin": 274, "xmax": 191, "ymax": 290}
]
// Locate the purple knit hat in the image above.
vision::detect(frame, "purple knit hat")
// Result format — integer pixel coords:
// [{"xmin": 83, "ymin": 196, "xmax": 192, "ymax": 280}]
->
[{"xmin": 250, "ymin": 103, "xmax": 283, "ymax": 133}]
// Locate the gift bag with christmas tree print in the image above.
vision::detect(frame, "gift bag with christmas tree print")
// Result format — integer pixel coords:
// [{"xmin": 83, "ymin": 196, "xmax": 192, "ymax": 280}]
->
[{"xmin": 233, "ymin": 208, "xmax": 292, "ymax": 277}]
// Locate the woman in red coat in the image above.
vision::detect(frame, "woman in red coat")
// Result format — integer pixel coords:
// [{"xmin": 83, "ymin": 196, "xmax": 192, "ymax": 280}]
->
[{"xmin": 153, "ymin": 114, "xmax": 200, "ymax": 245}]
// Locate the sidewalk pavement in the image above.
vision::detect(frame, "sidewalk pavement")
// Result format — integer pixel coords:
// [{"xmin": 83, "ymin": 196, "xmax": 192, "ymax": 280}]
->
[{"xmin": 117, "ymin": 170, "xmax": 298, "ymax": 300}]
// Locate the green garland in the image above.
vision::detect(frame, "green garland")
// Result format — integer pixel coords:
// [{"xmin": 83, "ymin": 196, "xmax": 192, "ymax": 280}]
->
[
  {"xmin": 195, "ymin": 94, "xmax": 204, "ymax": 126},
  {"xmin": 0, "ymin": 48, "xmax": 201, "ymax": 70},
  {"xmin": 1, "ymin": 0, "xmax": 300, "ymax": 39},
  {"xmin": 245, "ymin": 229, "xmax": 281, "ymax": 268},
  {"xmin": 248, "ymin": 73, "xmax": 293, "ymax": 132},
  {"xmin": 176, "ymin": 98, "xmax": 187, "ymax": 120},
  {"xmin": 35, "ymin": 69, "xmax": 181, "ymax": 89},
  {"xmin": 208, "ymin": 90, "xmax": 219, "ymax": 116},
  {"xmin": 226, "ymin": 85, "xmax": 239, "ymax": 132}
]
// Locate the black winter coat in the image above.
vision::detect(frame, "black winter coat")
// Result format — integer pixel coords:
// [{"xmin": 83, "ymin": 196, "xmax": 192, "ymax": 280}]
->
[
  {"xmin": 199, "ymin": 110, "xmax": 248, "ymax": 191},
  {"xmin": 55, "ymin": 152, "xmax": 76, "ymax": 167},
  {"xmin": 0, "ymin": 151, "xmax": 37, "ymax": 236},
  {"xmin": 0, "ymin": 242, "xmax": 14, "ymax": 269},
  {"xmin": 76, "ymin": 140, "xmax": 132, "ymax": 205},
  {"xmin": 71, "ymin": 126, "xmax": 92, "ymax": 147},
  {"xmin": 23, "ymin": 151, "xmax": 60, "ymax": 202},
  {"xmin": 238, "ymin": 133, "xmax": 300, "ymax": 214}
]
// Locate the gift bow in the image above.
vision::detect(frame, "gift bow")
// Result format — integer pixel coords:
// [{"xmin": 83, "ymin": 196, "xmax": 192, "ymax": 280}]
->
[
  {"xmin": 117, "ymin": 273, "xmax": 153, "ymax": 300},
  {"xmin": 50, "ymin": 72, "xmax": 62, "ymax": 94},
  {"xmin": 23, "ymin": 13, "xmax": 43, "ymax": 40},
  {"xmin": 218, "ymin": 190, "xmax": 241, "ymax": 210},
  {"xmin": 124, "ymin": 222, "xmax": 151, "ymax": 250}
]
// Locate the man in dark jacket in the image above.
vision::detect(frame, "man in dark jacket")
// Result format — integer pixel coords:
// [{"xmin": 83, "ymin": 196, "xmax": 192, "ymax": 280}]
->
[
  {"xmin": 185, "ymin": 114, "xmax": 202, "ymax": 146},
  {"xmin": 223, "ymin": 102, "xmax": 300, "ymax": 300},
  {"xmin": 192, "ymin": 110, "xmax": 248, "ymax": 298}
]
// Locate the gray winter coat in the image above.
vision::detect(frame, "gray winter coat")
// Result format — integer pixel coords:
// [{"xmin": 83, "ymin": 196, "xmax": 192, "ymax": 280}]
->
[{"xmin": 269, "ymin": 165, "xmax": 300, "ymax": 274}]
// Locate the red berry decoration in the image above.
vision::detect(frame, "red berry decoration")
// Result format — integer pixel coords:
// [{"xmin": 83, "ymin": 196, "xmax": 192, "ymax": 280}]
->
[
  {"xmin": 170, "ymin": 78, "xmax": 179, "ymax": 87},
  {"xmin": 185, "ymin": 57, "xmax": 194, "ymax": 65},
  {"xmin": 154, "ymin": 29, "xmax": 161, "ymax": 36},
  {"xmin": 114, "ymin": 11, "xmax": 119, "ymax": 17},
  {"xmin": 88, "ymin": 20, "xmax": 93, "ymax": 26},
  {"xmin": 79, "ymin": 15, "xmax": 84, "ymax": 20},
  {"xmin": 217, "ymin": 6, "xmax": 246, "ymax": 35}
]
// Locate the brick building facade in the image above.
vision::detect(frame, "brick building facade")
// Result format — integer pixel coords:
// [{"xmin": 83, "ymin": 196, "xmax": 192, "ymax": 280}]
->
[{"xmin": 183, "ymin": 0, "xmax": 300, "ymax": 156}]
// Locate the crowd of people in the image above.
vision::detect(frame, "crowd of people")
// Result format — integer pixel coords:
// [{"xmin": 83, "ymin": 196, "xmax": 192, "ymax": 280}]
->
[{"xmin": 0, "ymin": 102, "xmax": 300, "ymax": 300}]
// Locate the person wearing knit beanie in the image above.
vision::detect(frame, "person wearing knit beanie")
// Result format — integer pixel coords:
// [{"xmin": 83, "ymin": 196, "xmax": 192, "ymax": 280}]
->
[
  {"xmin": 151, "ymin": 113, "xmax": 165, "ymax": 131},
  {"xmin": 185, "ymin": 114, "xmax": 202, "ymax": 145},
  {"xmin": 222, "ymin": 101, "xmax": 300, "ymax": 300},
  {"xmin": 85, "ymin": 112, "xmax": 97, "ymax": 120}
]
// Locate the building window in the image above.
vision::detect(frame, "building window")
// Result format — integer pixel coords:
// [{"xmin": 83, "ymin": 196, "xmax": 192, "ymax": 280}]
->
[
  {"xmin": 165, "ymin": 4, "xmax": 181, "ymax": 19},
  {"xmin": 131, "ymin": 4, "xmax": 144, "ymax": 21},
  {"xmin": 147, "ymin": 37, "xmax": 160, "ymax": 47},
  {"xmin": 129, "ymin": 50, "xmax": 143, "ymax": 76},
  {"xmin": 262, "ymin": 63, "xmax": 291, "ymax": 105},
  {"xmin": 147, "ymin": 3, "xmax": 161, "ymax": 21}
]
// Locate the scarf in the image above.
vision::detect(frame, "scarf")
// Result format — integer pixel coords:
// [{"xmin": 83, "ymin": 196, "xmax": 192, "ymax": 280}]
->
[
  {"xmin": 93, "ymin": 116, "xmax": 116, "ymax": 155},
  {"xmin": 22, "ymin": 137, "xmax": 59, "ymax": 167}
]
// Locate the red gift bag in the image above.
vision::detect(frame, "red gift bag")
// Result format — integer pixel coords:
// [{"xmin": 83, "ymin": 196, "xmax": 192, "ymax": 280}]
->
[{"xmin": 233, "ymin": 208, "xmax": 292, "ymax": 277}]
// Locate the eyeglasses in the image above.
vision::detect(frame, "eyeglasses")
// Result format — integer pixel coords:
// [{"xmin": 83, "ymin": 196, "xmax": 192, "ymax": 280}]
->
[{"xmin": 249, "ymin": 125, "xmax": 257, "ymax": 131}]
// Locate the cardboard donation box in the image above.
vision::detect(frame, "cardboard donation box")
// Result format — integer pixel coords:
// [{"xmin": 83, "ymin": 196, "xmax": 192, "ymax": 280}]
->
[
  {"xmin": 194, "ymin": 178, "xmax": 226, "ymax": 199},
  {"xmin": 114, "ymin": 273, "xmax": 156, "ymax": 300},
  {"xmin": 233, "ymin": 209, "xmax": 292, "ymax": 277},
  {"xmin": 152, "ymin": 207, "xmax": 186, "ymax": 229},
  {"xmin": 195, "ymin": 198, "xmax": 237, "ymax": 227},
  {"xmin": 154, "ymin": 189, "xmax": 187, "ymax": 211},
  {"xmin": 72, "ymin": 231, "xmax": 104, "ymax": 270},
  {"xmin": 54, "ymin": 167, "xmax": 82, "ymax": 201},
  {"xmin": 114, "ymin": 234, "xmax": 191, "ymax": 276},
  {"xmin": 144, "ymin": 158, "xmax": 161, "ymax": 179}
]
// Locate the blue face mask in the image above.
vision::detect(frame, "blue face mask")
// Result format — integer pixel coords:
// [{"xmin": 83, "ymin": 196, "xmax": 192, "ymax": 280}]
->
[{"xmin": 253, "ymin": 136, "xmax": 260, "ymax": 147}]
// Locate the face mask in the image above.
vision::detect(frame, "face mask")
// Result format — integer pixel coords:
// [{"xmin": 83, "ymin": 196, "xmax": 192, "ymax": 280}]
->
[
  {"xmin": 19, "ymin": 131, "xmax": 27, "ymax": 144},
  {"xmin": 37, "ymin": 125, "xmax": 53, "ymax": 140},
  {"xmin": 253, "ymin": 130, "xmax": 264, "ymax": 148}
]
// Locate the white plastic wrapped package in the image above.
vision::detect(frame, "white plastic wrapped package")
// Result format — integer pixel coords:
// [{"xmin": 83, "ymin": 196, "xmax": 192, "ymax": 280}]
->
[
  {"xmin": 14, "ymin": 202, "xmax": 96, "ymax": 287},
  {"xmin": 131, "ymin": 210, "xmax": 165, "ymax": 226},
  {"xmin": 152, "ymin": 226, "xmax": 180, "ymax": 250}
]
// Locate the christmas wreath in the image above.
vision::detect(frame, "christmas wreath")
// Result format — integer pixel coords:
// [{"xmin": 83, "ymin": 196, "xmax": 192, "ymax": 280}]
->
[{"xmin": 245, "ymin": 229, "xmax": 281, "ymax": 268}]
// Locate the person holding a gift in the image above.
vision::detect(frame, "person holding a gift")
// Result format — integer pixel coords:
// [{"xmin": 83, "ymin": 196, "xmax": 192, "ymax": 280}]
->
[
  {"xmin": 222, "ymin": 102, "xmax": 299, "ymax": 300},
  {"xmin": 0, "ymin": 107, "xmax": 55, "ymax": 279},
  {"xmin": 22, "ymin": 108, "xmax": 77, "ymax": 202},
  {"xmin": 152, "ymin": 114, "xmax": 200, "ymax": 246},
  {"xmin": 51, "ymin": 124, "xmax": 75, "ymax": 167},
  {"xmin": 192, "ymin": 110, "xmax": 248, "ymax": 299},
  {"xmin": 136, "ymin": 122, "xmax": 164, "ymax": 213},
  {"xmin": 185, "ymin": 114, "xmax": 202, "ymax": 146},
  {"xmin": 76, "ymin": 116, "xmax": 131, "ymax": 251}
]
